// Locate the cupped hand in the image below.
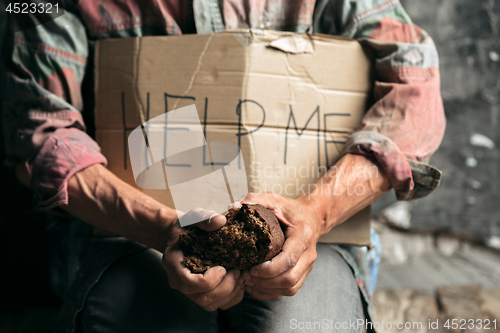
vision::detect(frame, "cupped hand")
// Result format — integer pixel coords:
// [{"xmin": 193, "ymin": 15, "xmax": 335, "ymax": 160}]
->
[
  {"xmin": 162, "ymin": 208, "xmax": 245, "ymax": 311},
  {"xmin": 237, "ymin": 193, "xmax": 323, "ymax": 300}
]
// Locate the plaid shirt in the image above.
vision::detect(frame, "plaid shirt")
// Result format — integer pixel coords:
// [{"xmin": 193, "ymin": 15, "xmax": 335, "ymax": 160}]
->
[
  {"xmin": 3, "ymin": 0, "xmax": 445, "ymax": 208},
  {"xmin": 2, "ymin": 0, "xmax": 445, "ymax": 325}
]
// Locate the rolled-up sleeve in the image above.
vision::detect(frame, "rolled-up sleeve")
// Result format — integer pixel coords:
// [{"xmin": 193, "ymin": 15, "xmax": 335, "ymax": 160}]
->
[
  {"xmin": 316, "ymin": 0, "xmax": 446, "ymax": 200},
  {"xmin": 2, "ymin": 13, "xmax": 107, "ymax": 209}
]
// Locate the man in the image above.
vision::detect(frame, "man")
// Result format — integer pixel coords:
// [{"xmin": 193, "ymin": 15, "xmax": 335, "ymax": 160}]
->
[{"xmin": 3, "ymin": 1, "xmax": 445, "ymax": 332}]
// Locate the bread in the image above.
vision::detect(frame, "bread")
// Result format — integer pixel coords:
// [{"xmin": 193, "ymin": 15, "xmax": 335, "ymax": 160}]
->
[{"xmin": 179, "ymin": 204, "xmax": 285, "ymax": 274}]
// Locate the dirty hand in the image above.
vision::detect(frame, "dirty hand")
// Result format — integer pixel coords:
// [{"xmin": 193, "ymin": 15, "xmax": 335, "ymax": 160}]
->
[
  {"xmin": 239, "ymin": 193, "xmax": 323, "ymax": 300},
  {"xmin": 162, "ymin": 208, "xmax": 245, "ymax": 311}
]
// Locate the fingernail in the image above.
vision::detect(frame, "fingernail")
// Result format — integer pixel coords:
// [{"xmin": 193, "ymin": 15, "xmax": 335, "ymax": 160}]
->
[
  {"xmin": 245, "ymin": 280, "xmax": 254, "ymax": 287},
  {"xmin": 218, "ymin": 267, "xmax": 226, "ymax": 279},
  {"xmin": 234, "ymin": 270, "xmax": 241, "ymax": 279},
  {"xmin": 208, "ymin": 213, "xmax": 218, "ymax": 224}
]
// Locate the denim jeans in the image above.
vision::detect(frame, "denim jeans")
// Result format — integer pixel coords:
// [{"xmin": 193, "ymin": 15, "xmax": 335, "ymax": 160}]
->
[{"xmin": 72, "ymin": 243, "xmax": 364, "ymax": 333}]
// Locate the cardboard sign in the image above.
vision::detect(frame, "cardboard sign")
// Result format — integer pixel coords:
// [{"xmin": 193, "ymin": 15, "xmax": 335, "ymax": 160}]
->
[{"xmin": 94, "ymin": 29, "xmax": 374, "ymax": 245}]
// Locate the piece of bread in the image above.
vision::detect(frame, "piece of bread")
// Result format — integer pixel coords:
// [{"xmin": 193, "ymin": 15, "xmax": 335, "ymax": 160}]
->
[{"xmin": 179, "ymin": 204, "xmax": 285, "ymax": 274}]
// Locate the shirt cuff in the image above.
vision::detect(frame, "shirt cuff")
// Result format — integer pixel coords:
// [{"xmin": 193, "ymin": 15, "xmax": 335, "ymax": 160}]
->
[
  {"xmin": 342, "ymin": 131, "xmax": 442, "ymax": 200},
  {"xmin": 29, "ymin": 128, "xmax": 108, "ymax": 210}
]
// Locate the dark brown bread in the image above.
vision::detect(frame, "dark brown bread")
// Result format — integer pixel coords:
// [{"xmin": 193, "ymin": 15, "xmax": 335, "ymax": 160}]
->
[{"xmin": 179, "ymin": 204, "xmax": 285, "ymax": 274}]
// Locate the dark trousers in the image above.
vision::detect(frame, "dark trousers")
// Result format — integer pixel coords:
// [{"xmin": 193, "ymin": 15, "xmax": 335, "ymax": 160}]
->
[{"xmin": 76, "ymin": 244, "xmax": 364, "ymax": 333}]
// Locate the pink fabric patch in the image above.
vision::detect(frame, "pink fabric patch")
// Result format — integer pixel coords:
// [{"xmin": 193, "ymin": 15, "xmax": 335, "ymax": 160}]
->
[
  {"xmin": 343, "ymin": 131, "xmax": 414, "ymax": 195},
  {"xmin": 364, "ymin": 67, "xmax": 446, "ymax": 163},
  {"xmin": 368, "ymin": 17, "xmax": 423, "ymax": 43},
  {"xmin": 29, "ymin": 128, "xmax": 107, "ymax": 210}
]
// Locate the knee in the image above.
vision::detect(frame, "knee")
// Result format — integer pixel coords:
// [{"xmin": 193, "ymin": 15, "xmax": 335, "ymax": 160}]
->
[{"xmin": 314, "ymin": 244, "xmax": 358, "ymax": 287}]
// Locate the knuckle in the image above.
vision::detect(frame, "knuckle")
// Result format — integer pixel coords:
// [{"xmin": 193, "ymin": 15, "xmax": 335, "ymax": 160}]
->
[
  {"xmin": 310, "ymin": 250, "xmax": 318, "ymax": 263},
  {"xmin": 282, "ymin": 272, "xmax": 299, "ymax": 288},
  {"xmin": 304, "ymin": 228, "xmax": 313, "ymax": 241},
  {"xmin": 291, "ymin": 272, "xmax": 301, "ymax": 286},
  {"xmin": 285, "ymin": 286, "xmax": 299, "ymax": 296},
  {"xmin": 205, "ymin": 304, "xmax": 218, "ymax": 312},
  {"xmin": 200, "ymin": 304, "xmax": 212, "ymax": 311},
  {"xmin": 197, "ymin": 294, "xmax": 212, "ymax": 308},
  {"xmin": 287, "ymin": 251, "xmax": 300, "ymax": 267},
  {"xmin": 303, "ymin": 226, "xmax": 315, "ymax": 243}
]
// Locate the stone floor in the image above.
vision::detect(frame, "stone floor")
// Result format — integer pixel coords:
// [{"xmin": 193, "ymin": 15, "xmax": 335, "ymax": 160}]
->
[
  {"xmin": 372, "ymin": 206, "xmax": 500, "ymax": 333},
  {"xmin": 375, "ymin": 220, "xmax": 500, "ymax": 294},
  {"xmin": 373, "ymin": 286, "xmax": 500, "ymax": 333}
]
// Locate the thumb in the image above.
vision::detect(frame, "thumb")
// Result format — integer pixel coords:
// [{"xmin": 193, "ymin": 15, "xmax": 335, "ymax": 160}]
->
[
  {"xmin": 204, "ymin": 266, "xmax": 227, "ymax": 283},
  {"xmin": 179, "ymin": 207, "xmax": 227, "ymax": 231},
  {"xmin": 196, "ymin": 212, "xmax": 227, "ymax": 232}
]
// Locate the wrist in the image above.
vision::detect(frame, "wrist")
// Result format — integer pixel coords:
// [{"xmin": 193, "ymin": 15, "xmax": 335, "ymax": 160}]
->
[
  {"xmin": 65, "ymin": 164, "xmax": 179, "ymax": 252},
  {"xmin": 295, "ymin": 196, "xmax": 327, "ymax": 240},
  {"xmin": 298, "ymin": 154, "xmax": 391, "ymax": 236}
]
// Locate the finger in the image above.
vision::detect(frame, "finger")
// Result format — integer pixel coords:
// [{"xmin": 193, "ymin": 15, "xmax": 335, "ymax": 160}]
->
[
  {"xmin": 240, "ymin": 193, "xmax": 290, "ymax": 225},
  {"xmin": 209, "ymin": 277, "xmax": 245, "ymax": 311},
  {"xmin": 195, "ymin": 213, "xmax": 227, "ymax": 231},
  {"xmin": 250, "ymin": 230, "xmax": 307, "ymax": 278},
  {"xmin": 189, "ymin": 270, "xmax": 241, "ymax": 310},
  {"xmin": 180, "ymin": 207, "xmax": 227, "ymax": 231},
  {"xmin": 219, "ymin": 287, "xmax": 245, "ymax": 310},
  {"xmin": 164, "ymin": 250, "xmax": 227, "ymax": 294},
  {"xmin": 251, "ymin": 262, "xmax": 314, "ymax": 296},
  {"xmin": 240, "ymin": 193, "xmax": 272, "ymax": 208},
  {"xmin": 248, "ymin": 249, "xmax": 316, "ymax": 290},
  {"xmin": 245, "ymin": 285, "xmax": 282, "ymax": 301}
]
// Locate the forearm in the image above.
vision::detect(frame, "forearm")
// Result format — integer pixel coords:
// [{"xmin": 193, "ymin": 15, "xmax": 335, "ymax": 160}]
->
[
  {"xmin": 63, "ymin": 164, "xmax": 177, "ymax": 252},
  {"xmin": 298, "ymin": 154, "xmax": 391, "ymax": 237}
]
